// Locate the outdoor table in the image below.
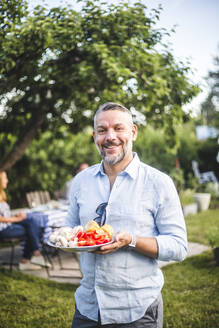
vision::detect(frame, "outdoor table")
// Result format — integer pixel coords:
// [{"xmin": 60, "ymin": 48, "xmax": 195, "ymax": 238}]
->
[
  {"xmin": 26, "ymin": 201, "xmax": 69, "ymax": 242},
  {"xmin": 9, "ymin": 202, "xmax": 70, "ymax": 275}
]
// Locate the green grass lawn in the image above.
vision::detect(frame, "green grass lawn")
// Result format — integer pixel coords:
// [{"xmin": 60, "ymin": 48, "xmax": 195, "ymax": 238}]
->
[
  {"xmin": 0, "ymin": 268, "xmax": 76, "ymax": 328},
  {"xmin": 185, "ymin": 208, "xmax": 219, "ymax": 245},
  {"xmin": 1, "ymin": 251, "xmax": 218, "ymax": 328},
  {"xmin": 1, "ymin": 209, "xmax": 219, "ymax": 328},
  {"xmin": 162, "ymin": 251, "xmax": 219, "ymax": 328}
]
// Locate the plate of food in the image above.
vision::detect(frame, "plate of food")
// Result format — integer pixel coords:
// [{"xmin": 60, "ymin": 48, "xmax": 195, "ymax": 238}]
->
[
  {"xmin": 47, "ymin": 239, "xmax": 114, "ymax": 252},
  {"xmin": 47, "ymin": 220, "xmax": 114, "ymax": 253}
]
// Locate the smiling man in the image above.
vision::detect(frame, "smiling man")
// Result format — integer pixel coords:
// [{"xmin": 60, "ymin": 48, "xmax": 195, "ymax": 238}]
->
[
  {"xmin": 66, "ymin": 102, "xmax": 187, "ymax": 328},
  {"xmin": 93, "ymin": 105, "xmax": 136, "ymax": 167},
  {"xmin": 93, "ymin": 104, "xmax": 137, "ymax": 189}
]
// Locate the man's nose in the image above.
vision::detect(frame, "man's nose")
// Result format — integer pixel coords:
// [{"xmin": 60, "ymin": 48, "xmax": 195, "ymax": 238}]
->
[{"xmin": 105, "ymin": 129, "xmax": 116, "ymax": 140}]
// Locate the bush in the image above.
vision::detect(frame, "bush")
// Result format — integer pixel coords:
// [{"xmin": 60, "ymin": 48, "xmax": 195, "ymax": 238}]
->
[
  {"xmin": 7, "ymin": 127, "xmax": 100, "ymax": 208},
  {"xmin": 169, "ymin": 168, "xmax": 185, "ymax": 192},
  {"xmin": 177, "ymin": 121, "xmax": 219, "ymax": 188},
  {"xmin": 207, "ymin": 227, "xmax": 219, "ymax": 248},
  {"xmin": 134, "ymin": 126, "xmax": 176, "ymax": 173},
  {"xmin": 179, "ymin": 189, "xmax": 195, "ymax": 206}
]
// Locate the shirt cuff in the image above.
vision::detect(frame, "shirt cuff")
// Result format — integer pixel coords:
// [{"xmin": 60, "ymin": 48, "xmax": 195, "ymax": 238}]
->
[{"xmin": 155, "ymin": 235, "xmax": 187, "ymax": 262}]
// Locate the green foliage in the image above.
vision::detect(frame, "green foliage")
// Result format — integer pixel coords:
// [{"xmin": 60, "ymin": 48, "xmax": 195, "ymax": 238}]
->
[
  {"xmin": 203, "ymin": 182, "xmax": 219, "ymax": 197},
  {"xmin": 136, "ymin": 120, "xmax": 217, "ymax": 193},
  {"xmin": 134, "ymin": 125, "xmax": 176, "ymax": 173},
  {"xmin": 195, "ymin": 181, "xmax": 219, "ymax": 198},
  {"xmin": 179, "ymin": 189, "xmax": 195, "ymax": 206},
  {"xmin": 176, "ymin": 121, "xmax": 219, "ymax": 188},
  {"xmin": 134, "ymin": 125, "xmax": 186, "ymax": 191},
  {"xmin": 5, "ymin": 118, "xmax": 218, "ymax": 208},
  {"xmin": 207, "ymin": 227, "xmax": 219, "ymax": 248},
  {"xmin": 7, "ymin": 123, "xmax": 181, "ymax": 207},
  {"xmin": 7, "ymin": 127, "xmax": 100, "ymax": 208},
  {"xmin": 0, "ymin": 0, "xmax": 199, "ymax": 171},
  {"xmin": 9, "ymin": 124, "xmax": 179, "ymax": 208},
  {"xmin": 169, "ymin": 167, "xmax": 185, "ymax": 192},
  {"xmin": 201, "ymin": 53, "xmax": 219, "ymax": 127},
  {"xmin": 177, "ymin": 121, "xmax": 200, "ymax": 185}
]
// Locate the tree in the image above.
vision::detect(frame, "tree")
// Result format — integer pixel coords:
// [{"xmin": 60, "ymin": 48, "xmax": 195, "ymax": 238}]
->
[
  {"xmin": 0, "ymin": 0, "xmax": 199, "ymax": 170},
  {"xmin": 201, "ymin": 52, "xmax": 219, "ymax": 127}
]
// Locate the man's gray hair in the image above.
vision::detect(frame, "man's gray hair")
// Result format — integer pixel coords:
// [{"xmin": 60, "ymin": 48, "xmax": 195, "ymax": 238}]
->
[{"xmin": 94, "ymin": 102, "xmax": 133, "ymax": 128}]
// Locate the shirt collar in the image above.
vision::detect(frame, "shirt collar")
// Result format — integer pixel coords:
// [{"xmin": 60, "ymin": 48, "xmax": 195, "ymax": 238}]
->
[
  {"xmin": 92, "ymin": 162, "xmax": 105, "ymax": 176},
  {"xmin": 123, "ymin": 152, "xmax": 140, "ymax": 179},
  {"xmin": 92, "ymin": 152, "xmax": 140, "ymax": 179}
]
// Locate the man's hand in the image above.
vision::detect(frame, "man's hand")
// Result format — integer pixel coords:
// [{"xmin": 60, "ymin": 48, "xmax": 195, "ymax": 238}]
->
[
  {"xmin": 95, "ymin": 231, "xmax": 131, "ymax": 254},
  {"xmin": 95, "ymin": 231, "xmax": 158, "ymax": 258}
]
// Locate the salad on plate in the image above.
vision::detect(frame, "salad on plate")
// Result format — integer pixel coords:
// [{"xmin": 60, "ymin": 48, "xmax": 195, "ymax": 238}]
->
[{"xmin": 48, "ymin": 220, "xmax": 114, "ymax": 252}]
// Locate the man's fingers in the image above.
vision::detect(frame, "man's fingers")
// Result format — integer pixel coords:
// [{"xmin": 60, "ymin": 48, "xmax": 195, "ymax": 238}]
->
[
  {"xmin": 94, "ymin": 232, "xmax": 131, "ymax": 254},
  {"xmin": 100, "ymin": 241, "xmax": 119, "ymax": 251}
]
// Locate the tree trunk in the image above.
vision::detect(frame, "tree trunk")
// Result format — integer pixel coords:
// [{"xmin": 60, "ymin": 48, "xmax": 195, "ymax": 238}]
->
[{"xmin": 0, "ymin": 111, "xmax": 44, "ymax": 171}]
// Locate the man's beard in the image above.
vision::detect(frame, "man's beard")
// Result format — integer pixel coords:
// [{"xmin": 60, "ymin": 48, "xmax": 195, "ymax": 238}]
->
[{"xmin": 96, "ymin": 138, "xmax": 133, "ymax": 166}]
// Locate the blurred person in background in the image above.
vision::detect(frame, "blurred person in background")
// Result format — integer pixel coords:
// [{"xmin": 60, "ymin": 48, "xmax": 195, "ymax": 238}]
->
[
  {"xmin": 64, "ymin": 163, "xmax": 89, "ymax": 201},
  {"xmin": 0, "ymin": 171, "xmax": 50, "ymax": 270}
]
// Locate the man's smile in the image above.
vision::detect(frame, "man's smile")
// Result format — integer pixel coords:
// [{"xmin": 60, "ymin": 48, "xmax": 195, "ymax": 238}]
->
[
  {"xmin": 103, "ymin": 140, "xmax": 122, "ymax": 146},
  {"xmin": 102, "ymin": 143, "xmax": 122, "ymax": 150}
]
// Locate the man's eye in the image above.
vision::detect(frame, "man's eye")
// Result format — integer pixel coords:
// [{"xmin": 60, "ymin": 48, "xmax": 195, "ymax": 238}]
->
[{"xmin": 97, "ymin": 129, "xmax": 105, "ymax": 133}]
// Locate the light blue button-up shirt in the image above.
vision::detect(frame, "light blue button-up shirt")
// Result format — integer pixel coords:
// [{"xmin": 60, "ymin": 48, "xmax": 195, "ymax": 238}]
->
[{"xmin": 65, "ymin": 153, "xmax": 187, "ymax": 325}]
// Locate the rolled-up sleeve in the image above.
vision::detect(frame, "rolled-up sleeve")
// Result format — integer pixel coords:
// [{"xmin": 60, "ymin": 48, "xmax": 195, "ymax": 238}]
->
[
  {"xmin": 155, "ymin": 175, "xmax": 187, "ymax": 262},
  {"xmin": 64, "ymin": 176, "xmax": 80, "ymax": 227}
]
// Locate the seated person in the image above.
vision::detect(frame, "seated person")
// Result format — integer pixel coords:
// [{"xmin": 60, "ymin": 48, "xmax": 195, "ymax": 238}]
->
[
  {"xmin": 0, "ymin": 170, "xmax": 50, "ymax": 271},
  {"xmin": 64, "ymin": 163, "xmax": 89, "ymax": 201}
]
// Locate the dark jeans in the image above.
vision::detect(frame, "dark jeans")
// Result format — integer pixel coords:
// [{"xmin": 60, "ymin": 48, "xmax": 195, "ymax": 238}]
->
[
  {"xmin": 0, "ymin": 215, "xmax": 41, "ymax": 259},
  {"xmin": 71, "ymin": 294, "xmax": 163, "ymax": 328}
]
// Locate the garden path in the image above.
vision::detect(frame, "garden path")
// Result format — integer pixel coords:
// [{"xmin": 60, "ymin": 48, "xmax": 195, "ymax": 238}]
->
[
  {"xmin": 158, "ymin": 242, "xmax": 210, "ymax": 267},
  {"xmin": 0, "ymin": 242, "xmax": 211, "ymax": 284}
]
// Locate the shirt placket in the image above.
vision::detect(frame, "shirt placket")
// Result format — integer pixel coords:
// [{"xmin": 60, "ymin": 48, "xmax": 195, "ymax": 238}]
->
[
  {"xmin": 95, "ymin": 174, "xmax": 124, "ymax": 295},
  {"xmin": 104, "ymin": 174, "xmax": 123, "ymax": 224},
  {"xmin": 95, "ymin": 173, "xmax": 111, "ymax": 301}
]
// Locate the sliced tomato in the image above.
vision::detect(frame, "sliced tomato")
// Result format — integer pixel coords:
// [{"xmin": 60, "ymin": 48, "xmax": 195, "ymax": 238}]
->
[
  {"xmin": 75, "ymin": 230, "xmax": 83, "ymax": 238},
  {"xmin": 95, "ymin": 237, "xmax": 107, "ymax": 244},
  {"xmin": 93, "ymin": 233, "xmax": 102, "ymax": 240},
  {"xmin": 95, "ymin": 240, "xmax": 103, "ymax": 245},
  {"xmin": 78, "ymin": 233, "xmax": 89, "ymax": 241},
  {"xmin": 86, "ymin": 239, "xmax": 96, "ymax": 246},
  {"xmin": 103, "ymin": 237, "xmax": 111, "ymax": 243},
  {"xmin": 77, "ymin": 240, "xmax": 88, "ymax": 246},
  {"xmin": 76, "ymin": 230, "xmax": 112, "ymax": 247},
  {"xmin": 86, "ymin": 231, "xmax": 96, "ymax": 237}
]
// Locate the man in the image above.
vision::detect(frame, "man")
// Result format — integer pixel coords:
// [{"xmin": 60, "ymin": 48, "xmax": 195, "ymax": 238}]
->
[{"xmin": 66, "ymin": 102, "xmax": 187, "ymax": 327}]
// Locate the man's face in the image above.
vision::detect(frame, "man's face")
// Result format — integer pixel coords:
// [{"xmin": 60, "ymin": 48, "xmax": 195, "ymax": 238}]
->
[{"xmin": 93, "ymin": 110, "xmax": 137, "ymax": 166}]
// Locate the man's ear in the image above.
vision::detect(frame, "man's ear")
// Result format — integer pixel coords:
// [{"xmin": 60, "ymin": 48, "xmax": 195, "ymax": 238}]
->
[
  {"xmin": 132, "ymin": 124, "xmax": 138, "ymax": 141},
  {"xmin": 92, "ymin": 130, "xmax": 96, "ymax": 142}
]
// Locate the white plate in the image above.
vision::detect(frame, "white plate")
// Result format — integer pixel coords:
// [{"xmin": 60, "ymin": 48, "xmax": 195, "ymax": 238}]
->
[{"xmin": 47, "ymin": 240, "xmax": 114, "ymax": 253}]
